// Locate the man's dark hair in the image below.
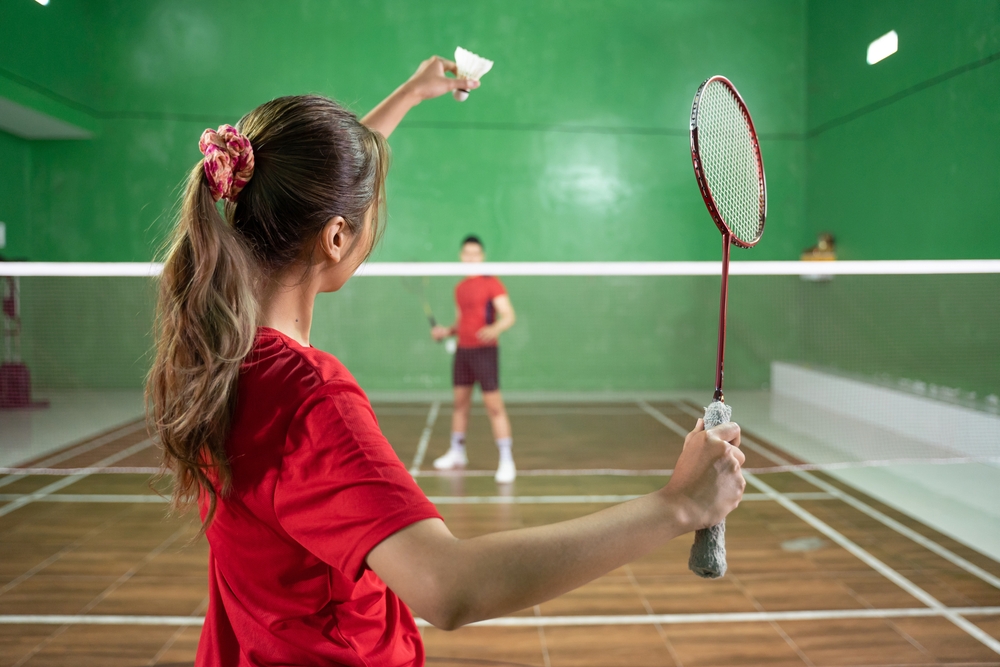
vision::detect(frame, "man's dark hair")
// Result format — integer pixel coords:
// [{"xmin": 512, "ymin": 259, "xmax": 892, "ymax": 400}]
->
[{"xmin": 461, "ymin": 235, "xmax": 483, "ymax": 249}]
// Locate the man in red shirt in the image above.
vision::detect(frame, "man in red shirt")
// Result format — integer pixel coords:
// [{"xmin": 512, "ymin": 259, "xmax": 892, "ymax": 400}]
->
[{"xmin": 431, "ymin": 236, "xmax": 517, "ymax": 482}]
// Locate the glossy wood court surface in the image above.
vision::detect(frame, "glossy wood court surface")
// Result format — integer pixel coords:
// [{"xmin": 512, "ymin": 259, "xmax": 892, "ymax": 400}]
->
[{"xmin": 1, "ymin": 401, "xmax": 998, "ymax": 666}]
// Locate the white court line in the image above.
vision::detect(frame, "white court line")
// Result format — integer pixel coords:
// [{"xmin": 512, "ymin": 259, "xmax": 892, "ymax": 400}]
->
[
  {"xmin": 637, "ymin": 400, "xmax": 690, "ymax": 438},
  {"xmin": 408, "ymin": 401, "xmax": 441, "ymax": 474},
  {"xmin": 0, "ymin": 494, "xmax": 167, "ymax": 503},
  {"xmin": 746, "ymin": 472, "xmax": 1000, "ymax": 654},
  {"xmin": 16, "ymin": 421, "xmax": 146, "ymax": 469},
  {"xmin": 0, "ymin": 421, "xmax": 146, "ymax": 490},
  {"xmin": 6, "ymin": 459, "xmax": 992, "ymax": 477},
  {"xmin": 0, "ymin": 439, "xmax": 153, "ymax": 518},
  {"xmin": 411, "ymin": 493, "xmax": 832, "ymax": 504},
  {"xmin": 5, "ymin": 260, "xmax": 999, "ymax": 277},
  {"xmin": 0, "ymin": 467, "xmax": 160, "ymax": 476},
  {"xmin": 415, "ymin": 468, "xmax": 675, "ymax": 477},
  {"xmin": 669, "ymin": 400, "xmax": 1000, "ymax": 591},
  {"xmin": 643, "ymin": 401, "xmax": 1000, "ymax": 655},
  {"xmin": 0, "ymin": 492, "xmax": 833, "ymax": 505},
  {"xmin": 3, "ymin": 606, "xmax": 999, "ymax": 628}
]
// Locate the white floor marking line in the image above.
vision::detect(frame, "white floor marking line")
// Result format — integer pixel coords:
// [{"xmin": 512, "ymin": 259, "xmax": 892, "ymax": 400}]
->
[
  {"xmin": 7, "ymin": 458, "xmax": 985, "ymax": 476},
  {"xmin": 426, "ymin": 493, "xmax": 831, "ymax": 505},
  {"xmin": 669, "ymin": 400, "xmax": 1000, "ymax": 591},
  {"xmin": 625, "ymin": 564, "xmax": 686, "ymax": 666},
  {"xmin": 0, "ymin": 421, "xmax": 146, "ymax": 490},
  {"xmin": 0, "ymin": 492, "xmax": 833, "ymax": 505},
  {"xmin": 644, "ymin": 401, "xmax": 1000, "ymax": 655},
  {"xmin": 533, "ymin": 605, "xmax": 552, "ymax": 667},
  {"xmin": 746, "ymin": 437, "xmax": 1000, "ymax": 590},
  {"xmin": 3, "ymin": 606, "xmax": 999, "ymax": 628},
  {"xmin": 745, "ymin": 472, "xmax": 1000, "ymax": 655},
  {"xmin": 0, "ymin": 439, "xmax": 153, "ymax": 518},
  {"xmin": 12, "ymin": 524, "xmax": 189, "ymax": 667},
  {"xmin": 0, "ymin": 466, "xmax": 160, "ymax": 476},
  {"xmin": 416, "ymin": 468, "xmax": 675, "ymax": 477},
  {"xmin": 637, "ymin": 400, "xmax": 691, "ymax": 438},
  {"xmin": 409, "ymin": 401, "xmax": 441, "ymax": 474},
  {"xmin": 19, "ymin": 421, "xmax": 146, "ymax": 468},
  {"xmin": 0, "ymin": 494, "xmax": 167, "ymax": 503},
  {"xmin": 0, "ymin": 512, "xmax": 125, "ymax": 596}
]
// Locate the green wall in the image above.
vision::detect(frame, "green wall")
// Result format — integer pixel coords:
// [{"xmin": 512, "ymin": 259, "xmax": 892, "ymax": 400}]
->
[
  {"xmin": 1, "ymin": 0, "xmax": 807, "ymax": 262},
  {"xmin": 3, "ymin": 1, "xmax": 999, "ymax": 399},
  {"xmin": 0, "ymin": 132, "xmax": 29, "ymax": 256},
  {"xmin": 805, "ymin": 0, "xmax": 1000, "ymax": 259}
]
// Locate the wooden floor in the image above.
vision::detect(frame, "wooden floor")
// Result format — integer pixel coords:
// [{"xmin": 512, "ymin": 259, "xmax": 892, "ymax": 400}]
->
[{"xmin": 1, "ymin": 400, "xmax": 999, "ymax": 666}]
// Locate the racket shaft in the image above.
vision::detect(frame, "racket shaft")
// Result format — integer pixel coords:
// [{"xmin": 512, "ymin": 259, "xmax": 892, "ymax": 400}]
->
[
  {"xmin": 422, "ymin": 301, "xmax": 437, "ymax": 328},
  {"xmin": 714, "ymin": 234, "xmax": 731, "ymax": 401}
]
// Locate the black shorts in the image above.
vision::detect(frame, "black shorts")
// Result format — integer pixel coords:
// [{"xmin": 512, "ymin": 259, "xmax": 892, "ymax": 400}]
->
[{"xmin": 453, "ymin": 346, "xmax": 500, "ymax": 392}]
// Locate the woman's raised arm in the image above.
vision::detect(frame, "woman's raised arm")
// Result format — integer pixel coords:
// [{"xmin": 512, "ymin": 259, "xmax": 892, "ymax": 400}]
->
[{"xmin": 362, "ymin": 56, "xmax": 480, "ymax": 138}]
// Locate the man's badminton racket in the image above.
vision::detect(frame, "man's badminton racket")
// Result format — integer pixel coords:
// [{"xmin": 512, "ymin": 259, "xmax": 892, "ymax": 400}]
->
[
  {"xmin": 400, "ymin": 275, "xmax": 438, "ymax": 329},
  {"xmin": 688, "ymin": 75, "xmax": 766, "ymax": 579}
]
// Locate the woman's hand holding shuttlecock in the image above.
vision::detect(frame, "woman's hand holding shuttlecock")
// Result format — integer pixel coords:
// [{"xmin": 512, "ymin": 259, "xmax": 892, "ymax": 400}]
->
[
  {"xmin": 361, "ymin": 51, "xmax": 490, "ymax": 138},
  {"xmin": 402, "ymin": 55, "xmax": 480, "ymax": 102}
]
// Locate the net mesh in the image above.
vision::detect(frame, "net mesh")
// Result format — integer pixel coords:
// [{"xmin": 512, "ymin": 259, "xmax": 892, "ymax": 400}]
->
[
  {"xmin": 694, "ymin": 79, "xmax": 765, "ymax": 245},
  {"xmin": 2, "ymin": 266, "xmax": 998, "ymax": 472}
]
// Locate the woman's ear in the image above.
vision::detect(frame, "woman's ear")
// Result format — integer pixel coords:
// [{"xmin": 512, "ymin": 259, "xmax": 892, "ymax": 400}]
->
[{"xmin": 317, "ymin": 216, "xmax": 349, "ymax": 263}]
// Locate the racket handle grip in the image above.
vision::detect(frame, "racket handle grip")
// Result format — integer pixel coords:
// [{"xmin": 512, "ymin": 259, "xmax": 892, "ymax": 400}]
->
[
  {"xmin": 688, "ymin": 399, "xmax": 732, "ymax": 579},
  {"xmin": 689, "ymin": 522, "xmax": 726, "ymax": 578}
]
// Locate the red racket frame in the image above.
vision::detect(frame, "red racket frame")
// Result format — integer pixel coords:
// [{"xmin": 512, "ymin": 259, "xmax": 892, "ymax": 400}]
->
[{"xmin": 689, "ymin": 76, "xmax": 766, "ymax": 402}]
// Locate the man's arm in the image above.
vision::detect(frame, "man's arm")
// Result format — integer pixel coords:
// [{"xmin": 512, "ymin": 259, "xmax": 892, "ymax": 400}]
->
[{"xmin": 476, "ymin": 294, "xmax": 514, "ymax": 343}]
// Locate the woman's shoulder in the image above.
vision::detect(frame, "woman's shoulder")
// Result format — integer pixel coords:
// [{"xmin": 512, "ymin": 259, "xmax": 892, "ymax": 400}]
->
[{"xmin": 247, "ymin": 327, "xmax": 362, "ymax": 398}]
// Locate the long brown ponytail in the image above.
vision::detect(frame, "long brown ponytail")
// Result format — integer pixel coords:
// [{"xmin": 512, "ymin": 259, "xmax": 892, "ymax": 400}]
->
[{"xmin": 148, "ymin": 96, "xmax": 389, "ymax": 527}]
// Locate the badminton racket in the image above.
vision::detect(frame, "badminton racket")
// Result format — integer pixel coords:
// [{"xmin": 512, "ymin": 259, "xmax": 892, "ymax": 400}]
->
[
  {"xmin": 400, "ymin": 275, "xmax": 438, "ymax": 329},
  {"xmin": 688, "ymin": 75, "xmax": 766, "ymax": 579}
]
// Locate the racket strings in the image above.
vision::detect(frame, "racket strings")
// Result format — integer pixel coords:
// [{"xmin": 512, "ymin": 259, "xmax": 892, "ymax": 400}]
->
[{"xmin": 696, "ymin": 82, "xmax": 765, "ymax": 245}]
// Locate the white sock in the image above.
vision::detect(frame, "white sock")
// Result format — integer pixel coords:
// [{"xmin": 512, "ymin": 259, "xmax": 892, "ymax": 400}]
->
[
  {"xmin": 496, "ymin": 437, "xmax": 513, "ymax": 464},
  {"xmin": 450, "ymin": 432, "xmax": 466, "ymax": 453}
]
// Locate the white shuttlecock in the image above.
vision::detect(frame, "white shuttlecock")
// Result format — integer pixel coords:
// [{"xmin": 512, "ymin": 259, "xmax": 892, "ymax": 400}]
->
[{"xmin": 453, "ymin": 46, "xmax": 493, "ymax": 101}]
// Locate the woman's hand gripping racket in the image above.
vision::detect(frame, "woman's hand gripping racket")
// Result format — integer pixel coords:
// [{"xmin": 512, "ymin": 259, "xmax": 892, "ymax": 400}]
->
[{"xmin": 688, "ymin": 76, "xmax": 766, "ymax": 578}]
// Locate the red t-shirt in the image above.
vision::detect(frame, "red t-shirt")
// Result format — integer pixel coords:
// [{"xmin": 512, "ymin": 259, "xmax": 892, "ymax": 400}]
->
[
  {"xmin": 195, "ymin": 328, "xmax": 441, "ymax": 667},
  {"xmin": 455, "ymin": 275, "xmax": 507, "ymax": 349}
]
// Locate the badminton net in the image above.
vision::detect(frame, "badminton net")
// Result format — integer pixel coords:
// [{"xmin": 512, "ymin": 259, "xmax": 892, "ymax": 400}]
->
[{"xmin": 1, "ymin": 260, "xmax": 998, "ymax": 474}]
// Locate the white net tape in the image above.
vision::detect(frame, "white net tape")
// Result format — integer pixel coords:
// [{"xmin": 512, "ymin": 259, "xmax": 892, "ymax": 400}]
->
[{"xmin": 695, "ymin": 80, "xmax": 765, "ymax": 245}]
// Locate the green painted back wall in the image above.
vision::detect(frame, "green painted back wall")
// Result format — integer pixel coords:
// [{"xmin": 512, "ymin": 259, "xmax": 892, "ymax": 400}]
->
[
  {"xmin": 805, "ymin": 0, "xmax": 1000, "ymax": 259},
  {"xmin": 3, "ymin": 1, "xmax": 998, "ymax": 397},
  {"xmin": 1, "ymin": 0, "xmax": 807, "ymax": 263},
  {"xmin": 0, "ymin": 133, "xmax": 29, "ymax": 255}
]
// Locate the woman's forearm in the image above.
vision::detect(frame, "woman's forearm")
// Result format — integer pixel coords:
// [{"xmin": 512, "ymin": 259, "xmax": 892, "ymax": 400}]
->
[
  {"xmin": 370, "ymin": 421, "xmax": 744, "ymax": 630},
  {"xmin": 361, "ymin": 84, "xmax": 420, "ymax": 138},
  {"xmin": 404, "ymin": 491, "xmax": 690, "ymax": 629},
  {"xmin": 452, "ymin": 493, "xmax": 684, "ymax": 624}
]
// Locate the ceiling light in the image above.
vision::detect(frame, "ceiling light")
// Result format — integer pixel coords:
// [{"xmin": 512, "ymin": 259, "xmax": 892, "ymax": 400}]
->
[{"xmin": 867, "ymin": 30, "xmax": 898, "ymax": 65}]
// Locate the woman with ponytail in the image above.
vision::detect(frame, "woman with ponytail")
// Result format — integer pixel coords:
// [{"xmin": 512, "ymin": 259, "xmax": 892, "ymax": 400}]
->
[{"xmin": 149, "ymin": 56, "xmax": 746, "ymax": 667}]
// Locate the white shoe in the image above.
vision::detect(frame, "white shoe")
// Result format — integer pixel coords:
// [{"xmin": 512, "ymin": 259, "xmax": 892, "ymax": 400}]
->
[
  {"xmin": 494, "ymin": 459, "xmax": 517, "ymax": 484},
  {"xmin": 433, "ymin": 448, "xmax": 468, "ymax": 470}
]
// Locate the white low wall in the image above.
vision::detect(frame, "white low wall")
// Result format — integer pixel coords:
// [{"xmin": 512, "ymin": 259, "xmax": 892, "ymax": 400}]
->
[{"xmin": 770, "ymin": 362, "xmax": 999, "ymax": 461}]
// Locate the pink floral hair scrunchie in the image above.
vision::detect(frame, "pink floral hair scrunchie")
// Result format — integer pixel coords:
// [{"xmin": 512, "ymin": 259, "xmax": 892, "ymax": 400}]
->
[{"xmin": 198, "ymin": 124, "xmax": 255, "ymax": 201}]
